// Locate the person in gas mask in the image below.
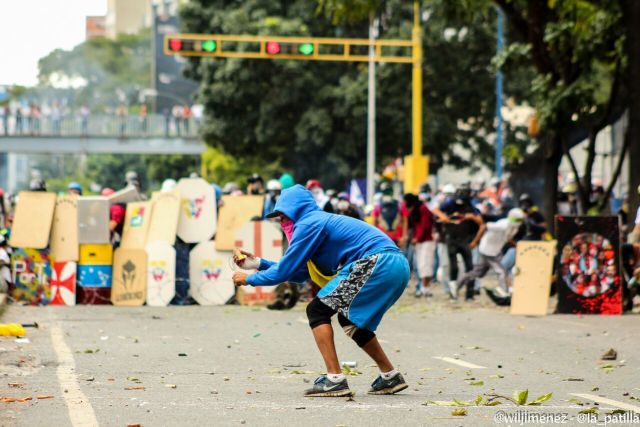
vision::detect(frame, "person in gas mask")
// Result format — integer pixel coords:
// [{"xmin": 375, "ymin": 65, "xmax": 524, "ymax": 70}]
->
[
  {"xmin": 263, "ymin": 179, "xmax": 282, "ymax": 219},
  {"xmin": 305, "ymin": 179, "xmax": 334, "ymax": 213}
]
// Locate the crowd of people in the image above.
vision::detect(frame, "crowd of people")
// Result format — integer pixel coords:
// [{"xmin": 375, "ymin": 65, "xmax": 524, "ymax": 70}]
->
[
  {"xmin": 0, "ymin": 101, "xmax": 203, "ymax": 137},
  {"xmin": 2, "ymin": 169, "xmax": 640, "ymax": 311}
]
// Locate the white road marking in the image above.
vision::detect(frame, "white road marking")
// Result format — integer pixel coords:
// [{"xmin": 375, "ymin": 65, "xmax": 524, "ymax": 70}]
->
[
  {"xmin": 50, "ymin": 323, "xmax": 99, "ymax": 427},
  {"xmin": 432, "ymin": 356, "xmax": 487, "ymax": 369},
  {"xmin": 570, "ymin": 394, "xmax": 640, "ymax": 413}
]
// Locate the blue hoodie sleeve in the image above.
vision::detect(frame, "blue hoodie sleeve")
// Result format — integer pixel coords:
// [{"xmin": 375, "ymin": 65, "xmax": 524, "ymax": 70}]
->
[
  {"xmin": 258, "ymin": 258, "xmax": 275, "ymax": 270},
  {"xmin": 247, "ymin": 224, "xmax": 325, "ymax": 286}
]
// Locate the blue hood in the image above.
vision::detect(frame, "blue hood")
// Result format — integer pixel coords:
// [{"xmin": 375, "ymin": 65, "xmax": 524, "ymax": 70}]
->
[{"xmin": 270, "ymin": 184, "xmax": 319, "ymax": 222}]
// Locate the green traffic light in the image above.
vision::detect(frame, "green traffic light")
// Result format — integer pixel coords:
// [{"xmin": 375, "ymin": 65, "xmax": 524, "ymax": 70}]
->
[
  {"xmin": 298, "ymin": 43, "xmax": 314, "ymax": 55},
  {"xmin": 202, "ymin": 40, "xmax": 217, "ymax": 52}
]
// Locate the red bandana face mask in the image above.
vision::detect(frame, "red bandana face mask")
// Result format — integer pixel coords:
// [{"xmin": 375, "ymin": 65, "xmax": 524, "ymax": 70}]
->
[{"xmin": 281, "ymin": 218, "xmax": 294, "ymax": 242}]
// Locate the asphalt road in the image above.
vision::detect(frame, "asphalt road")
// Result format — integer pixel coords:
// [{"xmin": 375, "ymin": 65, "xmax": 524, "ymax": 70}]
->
[{"xmin": 1, "ymin": 292, "xmax": 639, "ymax": 427}]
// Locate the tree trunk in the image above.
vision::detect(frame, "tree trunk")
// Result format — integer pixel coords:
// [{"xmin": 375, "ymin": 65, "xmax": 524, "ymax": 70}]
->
[
  {"xmin": 542, "ymin": 135, "xmax": 562, "ymax": 230},
  {"xmin": 627, "ymin": 0, "xmax": 640, "ymax": 227}
]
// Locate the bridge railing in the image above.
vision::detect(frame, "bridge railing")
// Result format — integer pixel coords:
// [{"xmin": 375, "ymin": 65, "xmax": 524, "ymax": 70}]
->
[{"xmin": 0, "ymin": 114, "xmax": 200, "ymax": 138}]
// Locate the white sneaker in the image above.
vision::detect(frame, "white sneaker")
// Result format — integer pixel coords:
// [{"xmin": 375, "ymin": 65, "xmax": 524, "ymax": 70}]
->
[
  {"xmin": 493, "ymin": 287, "xmax": 508, "ymax": 298},
  {"xmin": 449, "ymin": 281, "xmax": 458, "ymax": 299}
]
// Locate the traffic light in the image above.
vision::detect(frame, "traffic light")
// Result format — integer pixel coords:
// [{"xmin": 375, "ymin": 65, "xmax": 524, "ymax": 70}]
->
[
  {"xmin": 266, "ymin": 41, "xmax": 281, "ymax": 55},
  {"xmin": 298, "ymin": 43, "xmax": 314, "ymax": 55},
  {"xmin": 166, "ymin": 38, "xmax": 217, "ymax": 54},
  {"xmin": 265, "ymin": 41, "xmax": 314, "ymax": 56}
]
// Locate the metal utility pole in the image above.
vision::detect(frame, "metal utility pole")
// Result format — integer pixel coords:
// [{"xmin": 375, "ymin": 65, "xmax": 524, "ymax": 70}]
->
[
  {"xmin": 495, "ymin": 7, "xmax": 505, "ymax": 178},
  {"xmin": 366, "ymin": 13, "xmax": 378, "ymax": 205}
]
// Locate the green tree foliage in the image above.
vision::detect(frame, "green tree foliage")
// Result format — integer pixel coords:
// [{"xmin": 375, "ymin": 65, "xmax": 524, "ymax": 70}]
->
[
  {"xmin": 491, "ymin": 0, "xmax": 627, "ymax": 218},
  {"xmin": 201, "ymin": 147, "xmax": 282, "ymax": 186},
  {"xmin": 179, "ymin": 0, "xmax": 523, "ymax": 187},
  {"xmin": 36, "ymin": 30, "xmax": 151, "ymax": 110},
  {"xmin": 29, "ymin": 153, "xmax": 199, "ymax": 195}
]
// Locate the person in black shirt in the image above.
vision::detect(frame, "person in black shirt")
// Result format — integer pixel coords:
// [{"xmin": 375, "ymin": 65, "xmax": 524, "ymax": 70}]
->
[
  {"xmin": 432, "ymin": 189, "xmax": 485, "ymax": 300},
  {"xmin": 518, "ymin": 194, "xmax": 547, "ymax": 240}
]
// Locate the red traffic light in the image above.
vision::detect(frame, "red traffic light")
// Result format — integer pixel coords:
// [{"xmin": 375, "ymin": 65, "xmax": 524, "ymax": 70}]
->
[
  {"xmin": 266, "ymin": 41, "xmax": 281, "ymax": 55},
  {"xmin": 169, "ymin": 38, "xmax": 183, "ymax": 51}
]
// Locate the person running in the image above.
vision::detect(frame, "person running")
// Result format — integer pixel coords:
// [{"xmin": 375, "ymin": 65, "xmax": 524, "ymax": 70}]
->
[
  {"xmin": 232, "ymin": 185, "xmax": 409, "ymax": 397},
  {"xmin": 457, "ymin": 208, "xmax": 525, "ymax": 300}
]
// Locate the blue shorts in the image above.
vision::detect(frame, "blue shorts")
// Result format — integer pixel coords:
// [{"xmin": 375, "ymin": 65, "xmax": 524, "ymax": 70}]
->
[{"xmin": 317, "ymin": 248, "xmax": 410, "ymax": 331}]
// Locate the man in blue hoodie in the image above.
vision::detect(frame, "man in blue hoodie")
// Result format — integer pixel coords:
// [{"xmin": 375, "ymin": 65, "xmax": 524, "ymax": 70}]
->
[{"xmin": 233, "ymin": 185, "xmax": 410, "ymax": 397}]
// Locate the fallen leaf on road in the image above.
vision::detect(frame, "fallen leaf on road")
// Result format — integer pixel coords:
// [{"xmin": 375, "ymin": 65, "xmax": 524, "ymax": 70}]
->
[
  {"xmin": 568, "ymin": 398, "xmax": 584, "ymax": 406},
  {"xmin": 126, "ymin": 376, "xmax": 141, "ymax": 383},
  {"xmin": 290, "ymin": 370, "xmax": 315, "ymax": 375},
  {"xmin": 84, "ymin": 348, "xmax": 99, "ymax": 354},
  {"xmin": 562, "ymin": 378, "xmax": 584, "ymax": 382},
  {"xmin": 8, "ymin": 383, "xmax": 24, "ymax": 388},
  {"xmin": 124, "ymin": 387, "xmax": 145, "ymax": 391},
  {"xmin": 469, "ymin": 381, "xmax": 484, "ymax": 386},
  {"xmin": 451, "ymin": 408, "xmax": 467, "ymax": 416},
  {"xmin": 579, "ymin": 407, "xmax": 598, "ymax": 414},
  {"xmin": 1, "ymin": 396, "xmax": 33, "ymax": 403},
  {"xmin": 36, "ymin": 396, "xmax": 53, "ymax": 400},
  {"xmin": 341, "ymin": 366, "xmax": 362, "ymax": 376},
  {"xmin": 165, "ymin": 384, "xmax": 177, "ymax": 389}
]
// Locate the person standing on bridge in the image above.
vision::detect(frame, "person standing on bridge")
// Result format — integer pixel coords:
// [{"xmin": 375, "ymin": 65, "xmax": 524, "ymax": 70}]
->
[{"xmin": 232, "ymin": 185, "xmax": 409, "ymax": 397}]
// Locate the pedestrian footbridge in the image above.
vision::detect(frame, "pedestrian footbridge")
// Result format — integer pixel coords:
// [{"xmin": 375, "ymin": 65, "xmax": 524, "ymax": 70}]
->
[{"xmin": 0, "ymin": 114, "xmax": 206, "ymax": 155}]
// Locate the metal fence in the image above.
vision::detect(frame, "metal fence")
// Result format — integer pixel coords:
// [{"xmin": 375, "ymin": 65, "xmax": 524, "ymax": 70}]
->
[{"xmin": 0, "ymin": 114, "xmax": 200, "ymax": 138}]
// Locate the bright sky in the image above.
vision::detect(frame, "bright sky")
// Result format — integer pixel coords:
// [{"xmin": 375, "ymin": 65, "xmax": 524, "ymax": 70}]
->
[{"xmin": 0, "ymin": 0, "xmax": 107, "ymax": 87}]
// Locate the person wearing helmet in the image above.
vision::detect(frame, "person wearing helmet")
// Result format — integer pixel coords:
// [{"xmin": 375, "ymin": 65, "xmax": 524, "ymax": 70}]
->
[
  {"xmin": 372, "ymin": 181, "xmax": 408, "ymax": 247},
  {"xmin": 232, "ymin": 185, "xmax": 409, "ymax": 397},
  {"xmin": 305, "ymin": 179, "xmax": 334, "ymax": 213},
  {"xmin": 518, "ymin": 193, "xmax": 547, "ymax": 240},
  {"xmin": 67, "ymin": 182, "xmax": 82, "ymax": 195},
  {"xmin": 279, "ymin": 173, "xmax": 295, "ymax": 190},
  {"xmin": 222, "ymin": 182, "xmax": 240, "ymax": 195},
  {"xmin": 263, "ymin": 179, "xmax": 282, "ymax": 218},
  {"xmin": 457, "ymin": 208, "xmax": 526, "ymax": 301},
  {"xmin": 247, "ymin": 173, "xmax": 265, "ymax": 195},
  {"xmin": 432, "ymin": 186, "xmax": 486, "ymax": 300},
  {"xmin": 124, "ymin": 170, "xmax": 146, "ymax": 200},
  {"xmin": 29, "ymin": 178, "xmax": 46, "ymax": 192},
  {"xmin": 161, "ymin": 179, "xmax": 177, "ymax": 192}
]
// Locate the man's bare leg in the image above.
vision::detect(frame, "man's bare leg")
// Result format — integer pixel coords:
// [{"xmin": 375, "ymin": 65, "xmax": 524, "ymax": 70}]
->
[
  {"xmin": 311, "ymin": 324, "xmax": 342, "ymax": 373},
  {"xmin": 361, "ymin": 336, "xmax": 393, "ymax": 372}
]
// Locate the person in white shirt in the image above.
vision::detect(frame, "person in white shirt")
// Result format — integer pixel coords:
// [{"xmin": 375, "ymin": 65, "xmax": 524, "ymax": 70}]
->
[{"xmin": 457, "ymin": 208, "xmax": 525, "ymax": 296}]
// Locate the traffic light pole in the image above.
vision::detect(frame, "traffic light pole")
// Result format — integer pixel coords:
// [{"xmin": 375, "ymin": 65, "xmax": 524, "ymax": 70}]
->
[
  {"xmin": 165, "ymin": 0, "xmax": 427, "ymax": 199},
  {"xmin": 404, "ymin": 0, "xmax": 428, "ymax": 195},
  {"xmin": 366, "ymin": 13, "xmax": 377, "ymax": 206}
]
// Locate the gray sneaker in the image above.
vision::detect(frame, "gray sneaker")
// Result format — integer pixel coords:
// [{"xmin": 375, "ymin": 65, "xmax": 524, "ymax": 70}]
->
[
  {"xmin": 304, "ymin": 375, "xmax": 354, "ymax": 397},
  {"xmin": 368, "ymin": 372, "xmax": 408, "ymax": 395}
]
